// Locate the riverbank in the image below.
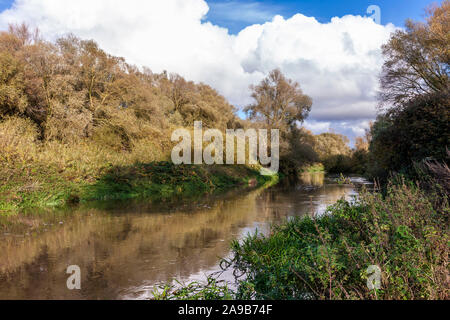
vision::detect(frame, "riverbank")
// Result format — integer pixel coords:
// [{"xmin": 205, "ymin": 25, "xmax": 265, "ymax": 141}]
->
[
  {"xmin": 0, "ymin": 172, "xmax": 357, "ymax": 299},
  {"xmin": 229, "ymin": 181, "xmax": 448, "ymax": 300},
  {"xmin": 155, "ymin": 174, "xmax": 449, "ymax": 300},
  {"xmin": 0, "ymin": 161, "xmax": 278, "ymax": 215}
]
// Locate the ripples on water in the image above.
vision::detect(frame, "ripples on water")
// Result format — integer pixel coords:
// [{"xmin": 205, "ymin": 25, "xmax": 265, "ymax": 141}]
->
[{"xmin": 0, "ymin": 173, "xmax": 371, "ymax": 300}]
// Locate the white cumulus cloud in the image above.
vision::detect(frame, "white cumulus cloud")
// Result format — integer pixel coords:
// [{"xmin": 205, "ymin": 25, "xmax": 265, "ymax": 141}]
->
[{"xmin": 0, "ymin": 0, "xmax": 397, "ymax": 141}]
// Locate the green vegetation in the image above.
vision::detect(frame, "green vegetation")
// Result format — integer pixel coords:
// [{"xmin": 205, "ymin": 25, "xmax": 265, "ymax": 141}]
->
[
  {"xmin": 152, "ymin": 278, "xmax": 234, "ymax": 301},
  {"xmin": 285, "ymin": 129, "xmax": 370, "ymax": 176},
  {"xmin": 151, "ymin": 1, "xmax": 449, "ymax": 301},
  {"xmin": 0, "ymin": 24, "xmax": 282, "ymax": 215},
  {"xmin": 156, "ymin": 162, "xmax": 449, "ymax": 300},
  {"xmin": 82, "ymin": 163, "xmax": 275, "ymax": 202},
  {"xmin": 0, "ymin": 160, "xmax": 275, "ymax": 213},
  {"xmin": 0, "ymin": 0, "xmax": 447, "ymax": 301},
  {"xmin": 222, "ymin": 2, "xmax": 449, "ymax": 300},
  {"xmin": 303, "ymin": 163, "xmax": 325, "ymax": 173},
  {"xmin": 228, "ymin": 174, "xmax": 448, "ymax": 300},
  {"xmin": 368, "ymin": 91, "xmax": 449, "ymax": 180},
  {"xmin": 368, "ymin": 1, "xmax": 449, "ymax": 181}
]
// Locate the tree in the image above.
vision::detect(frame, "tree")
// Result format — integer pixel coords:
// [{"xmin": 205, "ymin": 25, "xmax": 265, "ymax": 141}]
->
[
  {"xmin": 0, "ymin": 52, "xmax": 28, "ymax": 115},
  {"xmin": 426, "ymin": 1, "xmax": 450, "ymax": 69},
  {"xmin": 244, "ymin": 70, "xmax": 313, "ymax": 174},
  {"xmin": 380, "ymin": 1, "xmax": 449, "ymax": 107},
  {"xmin": 167, "ymin": 74, "xmax": 195, "ymax": 113},
  {"xmin": 370, "ymin": 91, "xmax": 450, "ymax": 177},
  {"xmin": 245, "ymin": 69, "xmax": 312, "ymax": 131},
  {"xmin": 355, "ymin": 124, "xmax": 372, "ymax": 152},
  {"xmin": 0, "ymin": 24, "xmax": 240, "ymax": 155},
  {"xmin": 370, "ymin": 1, "xmax": 450, "ymax": 179},
  {"xmin": 313, "ymin": 133, "xmax": 351, "ymax": 160},
  {"xmin": 311, "ymin": 133, "xmax": 353, "ymax": 174}
]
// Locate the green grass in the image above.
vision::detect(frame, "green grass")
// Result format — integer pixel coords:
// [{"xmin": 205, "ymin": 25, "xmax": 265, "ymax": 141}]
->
[
  {"xmin": 302, "ymin": 163, "xmax": 325, "ymax": 173},
  {"xmin": 0, "ymin": 165, "xmax": 79, "ymax": 213},
  {"xmin": 0, "ymin": 162, "xmax": 277, "ymax": 215},
  {"xmin": 227, "ymin": 181, "xmax": 449, "ymax": 300},
  {"xmin": 152, "ymin": 277, "xmax": 234, "ymax": 300},
  {"xmin": 82, "ymin": 162, "xmax": 264, "ymax": 201}
]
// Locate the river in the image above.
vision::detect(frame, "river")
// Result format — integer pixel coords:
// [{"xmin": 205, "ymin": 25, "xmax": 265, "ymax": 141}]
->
[{"xmin": 0, "ymin": 173, "xmax": 371, "ymax": 300}]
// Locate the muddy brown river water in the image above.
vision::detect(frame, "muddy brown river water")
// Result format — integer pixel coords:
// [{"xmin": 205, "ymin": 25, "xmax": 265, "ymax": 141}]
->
[{"xmin": 0, "ymin": 173, "xmax": 371, "ymax": 300}]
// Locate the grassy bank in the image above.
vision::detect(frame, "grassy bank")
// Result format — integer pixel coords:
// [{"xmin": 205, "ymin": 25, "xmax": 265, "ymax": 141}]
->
[
  {"xmin": 230, "ymin": 179, "xmax": 449, "ymax": 300},
  {"xmin": 0, "ymin": 116, "xmax": 278, "ymax": 215},
  {"xmin": 0, "ymin": 161, "xmax": 277, "ymax": 215},
  {"xmin": 301, "ymin": 163, "xmax": 325, "ymax": 174},
  {"xmin": 228, "ymin": 182, "xmax": 448, "ymax": 300},
  {"xmin": 81, "ymin": 163, "xmax": 278, "ymax": 203},
  {"xmin": 154, "ymin": 174, "xmax": 449, "ymax": 300}
]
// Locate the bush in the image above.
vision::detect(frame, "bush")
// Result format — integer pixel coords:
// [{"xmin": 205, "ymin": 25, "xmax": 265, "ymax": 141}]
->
[
  {"xmin": 227, "ymin": 179, "xmax": 449, "ymax": 300},
  {"xmin": 322, "ymin": 154, "xmax": 353, "ymax": 174},
  {"xmin": 0, "ymin": 116, "xmax": 39, "ymax": 163},
  {"xmin": 152, "ymin": 277, "xmax": 234, "ymax": 300},
  {"xmin": 369, "ymin": 92, "xmax": 450, "ymax": 179}
]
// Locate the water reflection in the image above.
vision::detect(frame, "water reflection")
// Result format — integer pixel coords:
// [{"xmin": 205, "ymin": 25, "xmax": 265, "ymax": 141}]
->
[{"xmin": 0, "ymin": 173, "xmax": 362, "ymax": 300}]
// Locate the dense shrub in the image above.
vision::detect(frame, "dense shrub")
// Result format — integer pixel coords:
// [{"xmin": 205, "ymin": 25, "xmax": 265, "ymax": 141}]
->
[
  {"xmin": 0, "ymin": 116, "xmax": 39, "ymax": 162},
  {"xmin": 0, "ymin": 26, "xmax": 254, "ymax": 212},
  {"xmin": 227, "ymin": 179, "xmax": 448, "ymax": 300},
  {"xmin": 369, "ymin": 92, "xmax": 450, "ymax": 179},
  {"xmin": 322, "ymin": 154, "xmax": 353, "ymax": 174},
  {"xmin": 0, "ymin": 25, "xmax": 240, "ymax": 155}
]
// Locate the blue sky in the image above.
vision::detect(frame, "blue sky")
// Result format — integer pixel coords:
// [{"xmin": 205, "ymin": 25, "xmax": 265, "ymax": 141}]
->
[
  {"xmin": 0, "ymin": 0, "xmax": 9, "ymax": 11},
  {"xmin": 206, "ymin": 0, "xmax": 438, "ymax": 33},
  {"xmin": 0, "ymin": 0, "xmax": 440, "ymax": 33}
]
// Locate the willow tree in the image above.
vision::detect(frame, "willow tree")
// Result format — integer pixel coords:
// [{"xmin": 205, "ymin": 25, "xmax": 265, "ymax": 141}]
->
[
  {"xmin": 245, "ymin": 69, "xmax": 312, "ymax": 132},
  {"xmin": 245, "ymin": 69, "xmax": 313, "ymax": 171}
]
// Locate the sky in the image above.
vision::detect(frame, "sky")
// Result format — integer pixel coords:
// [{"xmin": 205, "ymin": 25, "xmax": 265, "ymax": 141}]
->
[
  {"xmin": 207, "ymin": 0, "xmax": 435, "ymax": 34},
  {"xmin": 0, "ymin": 0, "xmax": 441, "ymax": 144}
]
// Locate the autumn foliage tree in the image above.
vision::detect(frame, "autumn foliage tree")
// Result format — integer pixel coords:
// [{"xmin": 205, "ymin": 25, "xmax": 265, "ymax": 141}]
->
[
  {"xmin": 0, "ymin": 51, "xmax": 28, "ymax": 115},
  {"xmin": 245, "ymin": 69, "xmax": 312, "ymax": 131},
  {"xmin": 244, "ymin": 69, "xmax": 313, "ymax": 172},
  {"xmin": 380, "ymin": 1, "xmax": 449, "ymax": 107},
  {"xmin": 0, "ymin": 24, "xmax": 239, "ymax": 155}
]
